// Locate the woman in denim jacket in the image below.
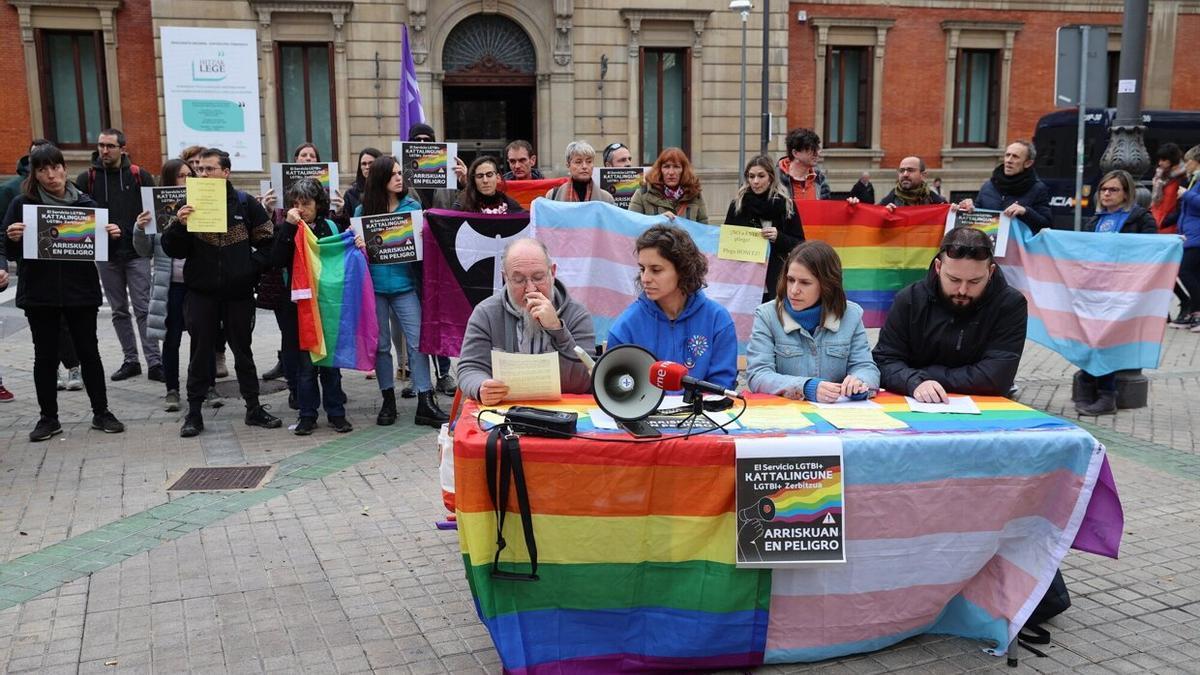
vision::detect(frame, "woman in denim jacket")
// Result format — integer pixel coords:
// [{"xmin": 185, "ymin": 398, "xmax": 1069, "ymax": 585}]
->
[{"xmin": 746, "ymin": 241, "xmax": 879, "ymax": 402}]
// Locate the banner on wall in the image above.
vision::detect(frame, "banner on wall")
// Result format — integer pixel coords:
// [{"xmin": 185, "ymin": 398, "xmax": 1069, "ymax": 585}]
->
[{"xmin": 160, "ymin": 27, "xmax": 263, "ymax": 171}]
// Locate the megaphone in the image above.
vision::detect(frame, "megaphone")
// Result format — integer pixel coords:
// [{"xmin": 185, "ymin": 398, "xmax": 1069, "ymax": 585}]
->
[
  {"xmin": 738, "ymin": 497, "xmax": 776, "ymax": 523},
  {"xmin": 592, "ymin": 344, "xmax": 664, "ymax": 422}
]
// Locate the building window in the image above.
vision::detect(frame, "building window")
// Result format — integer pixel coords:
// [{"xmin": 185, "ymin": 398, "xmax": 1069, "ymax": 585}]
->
[
  {"xmin": 276, "ymin": 43, "xmax": 336, "ymax": 161},
  {"xmin": 640, "ymin": 48, "xmax": 690, "ymax": 165},
  {"xmin": 825, "ymin": 46, "xmax": 871, "ymax": 148},
  {"xmin": 1106, "ymin": 50, "xmax": 1121, "ymax": 108},
  {"xmin": 35, "ymin": 30, "xmax": 109, "ymax": 149},
  {"xmin": 953, "ymin": 49, "xmax": 1000, "ymax": 147}
]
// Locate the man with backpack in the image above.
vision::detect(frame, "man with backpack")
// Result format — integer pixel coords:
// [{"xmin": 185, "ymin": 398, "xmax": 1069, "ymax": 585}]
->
[
  {"xmin": 162, "ymin": 148, "xmax": 281, "ymax": 438},
  {"xmin": 76, "ymin": 128, "xmax": 161, "ymax": 382}
]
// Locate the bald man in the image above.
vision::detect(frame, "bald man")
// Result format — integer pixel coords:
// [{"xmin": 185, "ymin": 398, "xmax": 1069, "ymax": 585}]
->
[{"xmin": 879, "ymin": 156, "xmax": 947, "ymax": 212}]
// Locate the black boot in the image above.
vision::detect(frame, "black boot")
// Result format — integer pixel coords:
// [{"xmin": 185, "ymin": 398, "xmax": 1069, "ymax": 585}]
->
[
  {"xmin": 262, "ymin": 351, "xmax": 284, "ymax": 381},
  {"xmin": 1076, "ymin": 390, "xmax": 1117, "ymax": 416},
  {"xmin": 415, "ymin": 391, "xmax": 449, "ymax": 428},
  {"xmin": 376, "ymin": 388, "xmax": 397, "ymax": 426}
]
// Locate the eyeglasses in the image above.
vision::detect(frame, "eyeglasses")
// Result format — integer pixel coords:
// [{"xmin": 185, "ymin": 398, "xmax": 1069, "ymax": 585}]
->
[
  {"xmin": 508, "ymin": 272, "xmax": 548, "ymax": 287},
  {"xmin": 97, "ymin": 143, "xmax": 120, "ymax": 150},
  {"xmin": 940, "ymin": 244, "xmax": 992, "ymax": 261},
  {"xmin": 1098, "ymin": 186, "xmax": 1124, "ymax": 194},
  {"xmin": 475, "ymin": 171, "xmax": 498, "ymax": 180}
]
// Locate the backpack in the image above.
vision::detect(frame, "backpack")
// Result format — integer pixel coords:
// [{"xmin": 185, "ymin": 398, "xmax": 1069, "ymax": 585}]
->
[{"xmin": 87, "ymin": 164, "xmax": 143, "ymax": 194}]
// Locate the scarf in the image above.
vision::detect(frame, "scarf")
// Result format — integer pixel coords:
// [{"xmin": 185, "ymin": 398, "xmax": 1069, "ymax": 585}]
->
[
  {"xmin": 663, "ymin": 185, "xmax": 684, "ymax": 202},
  {"xmin": 891, "ymin": 180, "xmax": 933, "ymax": 206},
  {"xmin": 562, "ymin": 179, "xmax": 592, "ymax": 202},
  {"xmin": 736, "ymin": 190, "xmax": 780, "ymax": 226},
  {"xmin": 988, "ymin": 164, "xmax": 1036, "ymax": 197},
  {"xmin": 784, "ymin": 302, "xmax": 821, "ymax": 334},
  {"xmin": 478, "ymin": 192, "xmax": 509, "ymax": 215},
  {"xmin": 37, "ymin": 183, "xmax": 82, "ymax": 206}
]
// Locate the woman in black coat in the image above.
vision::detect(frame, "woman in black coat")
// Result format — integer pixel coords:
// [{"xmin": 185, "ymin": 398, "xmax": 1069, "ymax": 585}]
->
[
  {"xmin": 1, "ymin": 143, "xmax": 125, "ymax": 441},
  {"xmin": 724, "ymin": 155, "xmax": 806, "ymax": 302}
]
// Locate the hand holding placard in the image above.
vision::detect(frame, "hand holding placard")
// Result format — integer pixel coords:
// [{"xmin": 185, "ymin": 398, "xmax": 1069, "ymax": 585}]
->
[{"xmin": 185, "ymin": 177, "xmax": 227, "ymax": 233}]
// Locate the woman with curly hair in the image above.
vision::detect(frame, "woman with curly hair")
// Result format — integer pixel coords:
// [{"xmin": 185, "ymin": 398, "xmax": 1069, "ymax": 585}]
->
[
  {"xmin": 627, "ymin": 147, "xmax": 708, "ymax": 222},
  {"xmin": 606, "ymin": 224, "xmax": 737, "ymax": 389}
]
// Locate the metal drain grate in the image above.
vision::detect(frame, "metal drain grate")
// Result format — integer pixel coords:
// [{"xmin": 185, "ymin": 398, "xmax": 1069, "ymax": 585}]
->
[{"xmin": 168, "ymin": 466, "xmax": 271, "ymax": 491}]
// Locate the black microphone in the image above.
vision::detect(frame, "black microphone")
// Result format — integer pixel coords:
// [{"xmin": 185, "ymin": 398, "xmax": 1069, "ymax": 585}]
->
[{"xmin": 649, "ymin": 361, "xmax": 744, "ymax": 400}]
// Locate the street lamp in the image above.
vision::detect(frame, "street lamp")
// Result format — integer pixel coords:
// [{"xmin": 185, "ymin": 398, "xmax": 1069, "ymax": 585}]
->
[{"xmin": 730, "ymin": 0, "xmax": 752, "ymax": 183}]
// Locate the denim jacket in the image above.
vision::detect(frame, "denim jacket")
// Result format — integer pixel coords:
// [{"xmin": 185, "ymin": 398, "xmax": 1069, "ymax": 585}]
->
[{"xmin": 746, "ymin": 300, "xmax": 880, "ymax": 398}]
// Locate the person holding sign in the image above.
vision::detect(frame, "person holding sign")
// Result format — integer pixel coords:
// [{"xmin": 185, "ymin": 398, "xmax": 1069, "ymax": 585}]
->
[
  {"xmin": 1, "ymin": 143, "xmax": 126, "ymax": 441},
  {"xmin": 543, "ymin": 141, "xmax": 614, "ymax": 204},
  {"xmin": 873, "ymin": 227, "xmax": 1027, "ymax": 403},
  {"xmin": 453, "ymin": 157, "xmax": 524, "ymax": 214},
  {"xmin": 607, "ymin": 224, "xmax": 737, "ymax": 390},
  {"xmin": 955, "ymin": 140, "xmax": 1052, "ymax": 233},
  {"xmin": 602, "ymin": 142, "xmax": 633, "ymax": 168},
  {"xmin": 627, "ymin": 148, "xmax": 708, "ymax": 222},
  {"xmin": 724, "ymin": 155, "xmax": 806, "ymax": 302},
  {"xmin": 162, "ymin": 148, "xmax": 282, "ymax": 438},
  {"xmin": 355, "ymin": 155, "xmax": 449, "ymax": 428},
  {"xmin": 746, "ymin": 241, "xmax": 878, "ymax": 402}
]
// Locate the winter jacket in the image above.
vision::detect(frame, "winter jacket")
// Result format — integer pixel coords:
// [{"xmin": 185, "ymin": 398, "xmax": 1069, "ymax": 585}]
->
[
  {"xmin": 353, "ymin": 196, "xmax": 423, "ymax": 295},
  {"xmin": 457, "ymin": 279, "xmax": 596, "ymax": 400},
  {"xmin": 1083, "ymin": 204, "xmax": 1158, "ymax": 235},
  {"xmin": 2, "ymin": 190, "xmax": 105, "ymax": 309},
  {"xmin": 1178, "ymin": 174, "xmax": 1200, "ymax": 249},
  {"xmin": 544, "ymin": 180, "xmax": 616, "ymax": 204},
  {"xmin": 628, "ymin": 185, "xmax": 709, "ymax": 223},
  {"xmin": 746, "ymin": 300, "xmax": 879, "ymax": 398},
  {"xmin": 1151, "ymin": 168, "xmax": 1186, "ymax": 233},
  {"xmin": 973, "ymin": 173, "xmax": 1053, "ymax": 233},
  {"xmin": 848, "ymin": 180, "xmax": 875, "ymax": 204},
  {"xmin": 873, "ymin": 263, "xmax": 1027, "ymax": 397},
  {"xmin": 76, "ymin": 153, "xmax": 156, "ymax": 263},
  {"xmin": 606, "ymin": 290, "xmax": 738, "ymax": 390},
  {"xmin": 160, "ymin": 181, "xmax": 274, "ymax": 299},
  {"xmin": 777, "ymin": 158, "xmax": 832, "ymax": 203},
  {"xmin": 132, "ymin": 225, "xmax": 178, "ymax": 341},
  {"xmin": 724, "ymin": 192, "xmax": 806, "ymax": 301},
  {"xmin": 0, "ymin": 155, "xmax": 30, "ymax": 223},
  {"xmin": 271, "ymin": 216, "xmax": 344, "ymax": 283}
]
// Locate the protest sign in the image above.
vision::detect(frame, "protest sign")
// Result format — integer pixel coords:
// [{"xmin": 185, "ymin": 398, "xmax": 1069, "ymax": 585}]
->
[
  {"xmin": 718, "ymin": 224, "xmax": 769, "ymax": 263},
  {"xmin": 593, "ymin": 167, "xmax": 648, "ymax": 209},
  {"xmin": 185, "ymin": 177, "xmax": 227, "ymax": 233},
  {"xmin": 945, "ymin": 208, "xmax": 1011, "ymax": 257},
  {"xmin": 270, "ymin": 162, "xmax": 339, "ymax": 201},
  {"xmin": 392, "ymin": 141, "xmax": 457, "ymax": 190},
  {"xmin": 140, "ymin": 186, "xmax": 187, "ymax": 234},
  {"xmin": 21, "ymin": 205, "xmax": 109, "ymax": 262},
  {"xmin": 351, "ymin": 210, "xmax": 423, "ymax": 265}
]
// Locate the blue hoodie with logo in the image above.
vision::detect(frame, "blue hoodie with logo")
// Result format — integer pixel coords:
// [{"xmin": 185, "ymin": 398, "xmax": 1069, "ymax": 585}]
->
[{"xmin": 606, "ymin": 290, "xmax": 738, "ymax": 390}]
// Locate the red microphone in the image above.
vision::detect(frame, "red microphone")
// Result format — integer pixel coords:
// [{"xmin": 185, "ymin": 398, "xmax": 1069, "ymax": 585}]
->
[{"xmin": 648, "ymin": 361, "xmax": 743, "ymax": 400}]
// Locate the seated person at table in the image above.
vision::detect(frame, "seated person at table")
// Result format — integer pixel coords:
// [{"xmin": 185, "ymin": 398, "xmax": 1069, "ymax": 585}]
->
[
  {"xmin": 873, "ymin": 226, "xmax": 1027, "ymax": 402},
  {"xmin": 458, "ymin": 238, "xmax": 595, "ymax": 405},
  {"xmin": 746, "ymin": 242, "xmax": 879, "ymax": 402},
  {"xmin": 607, "ymin": 224, "xmax": 738, "ymax": 390}
]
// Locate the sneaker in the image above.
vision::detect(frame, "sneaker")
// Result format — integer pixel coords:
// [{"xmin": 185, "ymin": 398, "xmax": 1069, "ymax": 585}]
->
[
  {"xmin": 180, "ymin": 414, "xmax": 204, "ymax": 438},
  {"xmin": 66, "ymin": 367, "xmax": 83, "ymax": 391},
  {"xmin": 30, "ymin": 417, "xmax": 62, "ymax": 442},
  {"xmin": 205, "ymin": 387, "xmax": 224, "ymax": 408},
  {"xmin": 91, "ymin": 410, "xmax": 125, "ymax": 434},
  {"xmin": 0, "ymin": 385, "xmax": 13, "ymax": 402},
  {"xmin": 110, "ymin": 362, "xmax": 142, "ymax": 381},
  {"xmin": 215, "ymin": 353, "xmax": 229, "ymax": 379},
  {"xmin": 437, "ymin": 374, "xmax": 457, "ymax": 396},
  {"xmin": 245, "ymin": 404, "xmax": 282, "ymax": 429},
  {"xmin": 1170, "ymin": 313, "xmax": 1200, "ymax": 329},
  {"xmin": 328, "ymin": 415, "xmax": 353, "ymax": 433},
  {"xmin": 164, "ymin": 390, "xmax": 181, "ymax": 412},
  {"xmin": 147, "ymin": 365, "xmax": 164, "ymax": 382},
  {"xmin": 57, "ymin": 367, "xmax": 68, "ymax": 391},
  {"xmin": 293, "ymin": 417, "xmax": 317, "ymax": 436}
]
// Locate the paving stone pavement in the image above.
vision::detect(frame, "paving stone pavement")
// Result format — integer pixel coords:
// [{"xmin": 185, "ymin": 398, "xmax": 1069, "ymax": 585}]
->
[{"xmin": 1, "ymin": 295, "xmax": 1199, "ymax": 674}]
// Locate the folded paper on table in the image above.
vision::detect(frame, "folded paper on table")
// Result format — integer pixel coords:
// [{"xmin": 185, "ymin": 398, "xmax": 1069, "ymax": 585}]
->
[
  {"xmin": 809, "ymin": 398, "xmax": 881, "ymax": 409},
  {"xmin": 906, "ymin": 396, "xmax": 982, "ymax": 414}
]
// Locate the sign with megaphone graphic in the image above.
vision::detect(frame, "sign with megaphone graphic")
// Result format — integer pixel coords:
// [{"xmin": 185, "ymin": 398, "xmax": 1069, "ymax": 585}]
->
[{"xmin": 734, "ymin": 436, "xmax": 845, "ymax": 566}]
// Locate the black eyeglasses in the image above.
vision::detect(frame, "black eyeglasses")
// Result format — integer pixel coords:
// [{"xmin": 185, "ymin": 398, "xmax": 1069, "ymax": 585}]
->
[{"xmin": 940, "ymin": 244, "xmax": 992, "ymax": 261}]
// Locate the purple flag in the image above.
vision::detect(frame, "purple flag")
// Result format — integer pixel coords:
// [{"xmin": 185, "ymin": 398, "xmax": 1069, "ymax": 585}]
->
[{"xmin": 399, "ymin": 24, "xmax": 425, "ymax": 138}]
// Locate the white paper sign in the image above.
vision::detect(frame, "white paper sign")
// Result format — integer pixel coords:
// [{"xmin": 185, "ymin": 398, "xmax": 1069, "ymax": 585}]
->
[{"xmin": 22, "ymin": 205, "xmax": 109, "ymax": 262}]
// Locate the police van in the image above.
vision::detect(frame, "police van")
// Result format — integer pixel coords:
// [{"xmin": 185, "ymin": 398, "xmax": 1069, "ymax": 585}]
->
[{"xmin": 1032, "ymin": 108, "xmax": 1200, "ymax": 229}]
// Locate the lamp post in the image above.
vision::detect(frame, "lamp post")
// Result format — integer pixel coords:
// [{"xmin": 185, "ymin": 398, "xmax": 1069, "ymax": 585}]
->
[
  {"xmin": 730, "ymin": 0, "xmax": 752, "ymax": 183},
  {"xmin": 759, "ymin": 0, "xmax": 770, "ymax": 155}
]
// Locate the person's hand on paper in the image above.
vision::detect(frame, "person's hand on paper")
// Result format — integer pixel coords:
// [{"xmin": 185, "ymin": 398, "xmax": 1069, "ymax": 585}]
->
[
  {"xmin": 353, "ymin": 235, "xmax": 365, "ymax": 251},
  {"xmin": 1003, "ymin": 202, "xmax": 1026, "ymax": 218},
  {"xmin": 260, "ymin": 188, "xmax": 276, "ymax": 210},
  {"xmin": 815, "ymin": 380, "xmax": 843, "ymax": 404},
  {"xmin": 841, "ymin": 374, "xmax": 869, "ymax": 397},
  {"xmin": 6, "ymin": 222, "xmax": 25, "ymax": 241},
  {"xmin": 913, "ymin": 380, "xmax": 948, "ymax": 404},
  {"xmin": 525, "ymin": 291, "xmax": 562, "ymax": 330},
  {"xmin": 329, "ymin": 189, "xmax": 344, "ymax": 213},
  {"xmin": 760, "ymin": 224, "xmax": 778, "ymax": 242},
  {"xmin": 285, "ymin": 207, "xmax": 303, "ymax": 226},
  {"xmin": 135, "ymin": 210, "xmax": 151, "ymax": 230},
  {"xmin": 479, "ymin": 379, "xmax": 510, "ymax": 406},
  {"xmin": 105, "ymin": 223, "xmax": 121, "ymax": 239},
  {"xmin": 956, "ymin": 198, "xmax": 975, "ymax": 213},
  {"xmin": 176, "ymin": 205, "xmax": 194, "ymax": 227}
]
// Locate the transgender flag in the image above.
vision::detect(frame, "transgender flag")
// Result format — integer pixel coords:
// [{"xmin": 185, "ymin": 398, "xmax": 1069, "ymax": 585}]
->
[
  {"xmin": 399, "ymin": 24, "xmax": 424, "ymax": 138},
  {"xmin": 1000, "ymin": 220, "xmax": 1182, "ymax": 376},
  {"xmin": 531, "ymin": 200, "xmax": 766, "ymax": 352}
]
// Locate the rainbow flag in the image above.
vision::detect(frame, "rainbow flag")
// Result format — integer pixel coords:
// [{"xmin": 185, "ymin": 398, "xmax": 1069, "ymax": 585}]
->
[
  {"xmin": 799, "ymin": 201, "xmax": 946, "ymax": 327},
  {"xmin": 455, "ymin": 393, "xmax": 1122, "ymax": 669},
  {"xmin": 415, "ymin": 148, "xmax": 447, "ymax": 171},
  {"xmin": 291, "ymin": 227, "xmax": 379, "ymax": 370},
  {"xmin": 52, "ymin": 216, "xmax": 97, "ymax": 241},
  {"xmin": 768, "ymin": 475, "xmax": 842, "ymax": 523},
  {"xmin": 504, "ymin": 177, "xmax": 568, "ymax": 210},
  {"xmin": 1000, "ymin": 219, "xmax": 1182, "ymax": 375}
]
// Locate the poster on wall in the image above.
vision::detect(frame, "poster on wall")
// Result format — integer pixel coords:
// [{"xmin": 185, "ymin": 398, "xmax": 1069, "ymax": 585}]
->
[{"xmin": 160, "ymin": 27, "xmax": 263, "ymax": 171}]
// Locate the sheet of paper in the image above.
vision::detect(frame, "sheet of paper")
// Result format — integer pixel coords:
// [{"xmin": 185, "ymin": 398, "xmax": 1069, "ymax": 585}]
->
[
  {"xmin": 817, "ymin": 409, "xmax": 908, "ymax": 430},
  {"xmin": 588, "ymin": 408, "xmax": 620, "ymax": 430},
  {"xmin": 734, "ymin": 405, "xmax": 815, "ymax": 430},
  {"xmin": 809, "ymin": 397, "xmax": 881, "ymax": 409},
  {"xmin": 185, "ymin": 177, "xmax": 227, "ymax": 233},
  {"xmin": 22, "ymin": 205, "xmax": 108, "ymax": 262},
  {"xmin": 905, "ymin": 396, "xmax": 981, "ymax": 414},
  {"xmin": 491, "ymin": 350, "xmax": 561, "ymax": 401},
  {"xmin": 717, "ymin": 224, "xmax": 769, "ymax": 263}
]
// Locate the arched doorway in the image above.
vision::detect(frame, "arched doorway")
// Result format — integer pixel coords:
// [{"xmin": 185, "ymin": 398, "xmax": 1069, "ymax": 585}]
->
[{"xmin": 442, "ymin": 15, "xmax": 536, "ymax": 165}]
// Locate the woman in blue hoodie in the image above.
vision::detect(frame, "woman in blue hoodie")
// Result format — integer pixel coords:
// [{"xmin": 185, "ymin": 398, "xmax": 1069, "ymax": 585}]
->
[{"xmin": 606, "ymin": 224, "xmax": 738, "ymax": 389}]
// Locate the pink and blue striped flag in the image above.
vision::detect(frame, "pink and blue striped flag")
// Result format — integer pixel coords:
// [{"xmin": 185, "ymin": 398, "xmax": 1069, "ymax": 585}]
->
[
  {"xmin": 1000, "ymin": 220, "xmax": 1182, "ymax": 375},
  {"xmin": 530, "ymin": 200, "xmax": 766, "ymax": 352},
  {"xmin": 399, "ymin": 24, "xmax": 424, "ymax": 138}
]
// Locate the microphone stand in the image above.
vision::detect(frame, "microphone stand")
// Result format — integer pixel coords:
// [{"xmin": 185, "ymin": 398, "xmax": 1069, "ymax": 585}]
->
[{"xmin": 675, "ymin": 388, "xmax": 729, "ymax": 436}]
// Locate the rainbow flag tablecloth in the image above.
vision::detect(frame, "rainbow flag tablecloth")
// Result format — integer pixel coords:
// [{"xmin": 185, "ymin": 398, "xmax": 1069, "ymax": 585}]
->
[{"xmin": 455, "ymin": 394, "xmax": 1121, "ymax": 671}]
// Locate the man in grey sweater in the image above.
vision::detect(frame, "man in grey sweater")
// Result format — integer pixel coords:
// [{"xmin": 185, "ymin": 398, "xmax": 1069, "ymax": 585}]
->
[{"xmin": 458, "ymin": 238, "xmax": 595, "ymax": 404}]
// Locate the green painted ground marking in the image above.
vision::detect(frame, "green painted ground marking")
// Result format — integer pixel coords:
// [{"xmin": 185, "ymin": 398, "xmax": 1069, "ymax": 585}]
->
[
  {"xmin": 1074, "ymin": 419, "xmax": 1200, "ymax": 483},
  {"xmin": 0, "ymin": 425, "xmax": 432, "ymax": 611}
]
